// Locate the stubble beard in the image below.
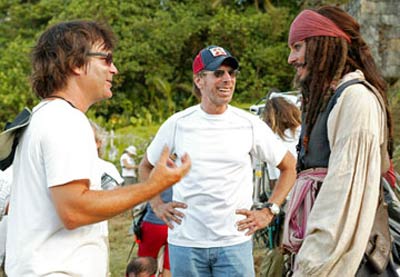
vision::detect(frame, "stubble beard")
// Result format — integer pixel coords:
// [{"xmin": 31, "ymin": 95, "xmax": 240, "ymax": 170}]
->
[{"xmin": 292, "ymin": 65, "xmax": 311, "ymax": 107}]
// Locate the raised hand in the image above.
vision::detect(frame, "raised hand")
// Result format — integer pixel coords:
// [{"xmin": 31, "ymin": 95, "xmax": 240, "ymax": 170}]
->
[{"xmin": 147, "ymin": 146, "xmax": 191, "ymax": 192}]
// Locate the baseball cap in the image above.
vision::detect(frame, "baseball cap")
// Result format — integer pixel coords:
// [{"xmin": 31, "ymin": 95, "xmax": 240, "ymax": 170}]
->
[
  {"xmin": 126, "ymin": 145, "xmax": 137, "ymax": 155},
  {"xmin": 192, "ymin": 45, "xmax": 239, "ymax": 74}
]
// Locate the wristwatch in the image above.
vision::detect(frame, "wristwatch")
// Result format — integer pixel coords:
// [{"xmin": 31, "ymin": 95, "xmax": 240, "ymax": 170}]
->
[
  {"xmin": 253, "ymin": 202, "xmax": 280, "ymax": 215},
  {"xmin": 265, "ymin": 202, "xmax": 280, "ymax": 215}
]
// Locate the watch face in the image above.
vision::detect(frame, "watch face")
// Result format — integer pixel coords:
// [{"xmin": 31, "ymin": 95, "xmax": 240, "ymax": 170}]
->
[{"xmin": 267, "ymin": 203, "xmax": 280, "ymax": 215}]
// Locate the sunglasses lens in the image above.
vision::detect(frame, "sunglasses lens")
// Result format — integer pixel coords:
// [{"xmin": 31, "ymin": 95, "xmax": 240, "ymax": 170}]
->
[
  {"xmin": 213, "ymin": 70, "xmax": 223, "ymax": 78},
  {"xmin": 229, "ymin": 70, "xmax": 238, "ymax": 77},
  {"xmin": 87, "ymin": 52, "xmax": 113, "ymax": 65},
  {"xmin": 106, "ymin": 54, "xmax": 113, "ymax": 65},
  {"xmin": 213, "ymin": 69, "xmax": 238, "ymax": 78}
]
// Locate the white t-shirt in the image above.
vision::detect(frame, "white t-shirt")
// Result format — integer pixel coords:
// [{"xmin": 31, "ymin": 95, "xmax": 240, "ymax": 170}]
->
[
  {"xmin": 6, "ymin": 100, "xmax": 108, "ymax": 277},
  {"xmin": 146, "ymin": 105, "xmax": 287, "ymax": 248},
  {"xmin": 120, "ymin": 153, "xmax": 136, "ymax": 177},
  {"xmin": 267, "ymin": 126, "xmax": 300, "ymax": 180}
]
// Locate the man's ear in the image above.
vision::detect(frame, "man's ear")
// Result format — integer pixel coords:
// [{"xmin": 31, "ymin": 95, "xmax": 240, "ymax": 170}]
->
[
  {"xmin": 193, "ymin": 75, "xmax": 203, "ymax": 90},
  {"xmin": 71, "ymin": 65, "xmax": 86, "ymax": 75}
]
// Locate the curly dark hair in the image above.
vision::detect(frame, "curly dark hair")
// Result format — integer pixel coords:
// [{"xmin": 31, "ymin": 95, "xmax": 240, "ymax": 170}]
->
[
  {"xmin": 31, "ymin": 20, "xmax": 116, "ymax": 98},
  {"xmin": 299, "ymin": 6, "xmax": 393, "ymax": 157}
]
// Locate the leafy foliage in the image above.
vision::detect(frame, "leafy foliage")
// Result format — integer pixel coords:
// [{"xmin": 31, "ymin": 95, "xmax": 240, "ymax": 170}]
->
[
  {"xmin": 0, "ymin": 0, "xmax": 301, "ymax": 130},
  {"xmin": 1, "ymin": 0, "xmax": 397, "ymax": 133}
]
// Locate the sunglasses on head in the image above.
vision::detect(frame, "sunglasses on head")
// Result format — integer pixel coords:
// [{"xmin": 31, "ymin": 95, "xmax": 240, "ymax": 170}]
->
[
  {"xmin": 87, "ymin": 52, "xmax": 113, "ymax": 65},
  {"xmin": 203, "ymin": 69, "xmax": 239, "ymax": 78}
]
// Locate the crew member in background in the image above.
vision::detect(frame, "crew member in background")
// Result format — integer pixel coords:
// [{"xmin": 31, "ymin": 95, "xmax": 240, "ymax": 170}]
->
[{"xmin": 121, "ymin": 145, "xmax": 138, "ymax": 185}]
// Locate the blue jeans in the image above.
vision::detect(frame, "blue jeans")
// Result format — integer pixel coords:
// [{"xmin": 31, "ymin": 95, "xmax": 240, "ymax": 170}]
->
[{"xmin": 169, "ymin": 240, "xmax": 255, "ymax": 277}]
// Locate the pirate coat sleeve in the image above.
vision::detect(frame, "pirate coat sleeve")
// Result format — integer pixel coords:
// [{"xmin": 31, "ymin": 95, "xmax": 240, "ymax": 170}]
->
[{"xmin": 294, "ymin": 71, "xmax": 385, "ymax": 276}]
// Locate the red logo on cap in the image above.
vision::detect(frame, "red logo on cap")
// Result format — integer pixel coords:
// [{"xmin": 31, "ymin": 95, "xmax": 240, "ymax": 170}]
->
[{"xmin": 209, "ymin": 47, "xmax": 227, "ymax": 57}]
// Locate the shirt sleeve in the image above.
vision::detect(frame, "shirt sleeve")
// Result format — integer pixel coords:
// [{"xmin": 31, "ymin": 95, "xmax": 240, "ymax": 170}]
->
[
  {"xmin": 294, "ymin": 84, "xmax": 384, "ymax": 276},
  {"xmin": 251, "ymin": 117, "xmax": 287, "ymax": 168},
  {"xmin": 146, "ymin": 117, "xmax": 175, "ymax": 166},
  {"xmin": 42, "ymin": 108, "xmax": 97, "ymax": 188}
]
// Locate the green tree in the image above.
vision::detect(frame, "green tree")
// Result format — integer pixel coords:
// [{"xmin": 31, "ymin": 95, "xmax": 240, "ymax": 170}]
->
[{"xmin": 0, "ymin": 0, "xmax": 358, "ymax": 130}]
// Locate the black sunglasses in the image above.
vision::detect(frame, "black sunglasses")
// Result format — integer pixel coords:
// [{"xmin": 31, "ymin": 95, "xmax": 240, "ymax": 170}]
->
[
  {"xmin": 203, "ymin": 69, "xmax": 239, "ymax": 78},
  {"xmin": 87, "ymin": 52, "xmax": 113, "ymax": 65}
]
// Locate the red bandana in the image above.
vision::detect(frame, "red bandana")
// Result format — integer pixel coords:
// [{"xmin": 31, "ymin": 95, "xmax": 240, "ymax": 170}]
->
[{"xmin": 288, "ymin": 10, "xmax": 351, "ymax": 46}]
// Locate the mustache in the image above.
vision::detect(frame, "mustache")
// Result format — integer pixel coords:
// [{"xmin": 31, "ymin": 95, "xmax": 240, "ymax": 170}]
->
[{"xmin": 293, "ymin": 62, "xmax": 307, "ymax": 68}]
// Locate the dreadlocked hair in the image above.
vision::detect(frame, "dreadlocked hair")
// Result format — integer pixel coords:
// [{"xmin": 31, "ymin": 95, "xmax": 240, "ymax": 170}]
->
[
  {"xmin": 315, "ymin": 6, "xmax": 394, "ymax": 158},
  {"xmin": 300, "ymin": 36, "xmax": 348, "ymax": 151}
]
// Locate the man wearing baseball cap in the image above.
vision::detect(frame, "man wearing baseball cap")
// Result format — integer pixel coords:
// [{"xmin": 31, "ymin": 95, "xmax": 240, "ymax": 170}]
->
[{"xmin": 139, "ymin": 45, "xmax": 296, "ymax": 276}]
